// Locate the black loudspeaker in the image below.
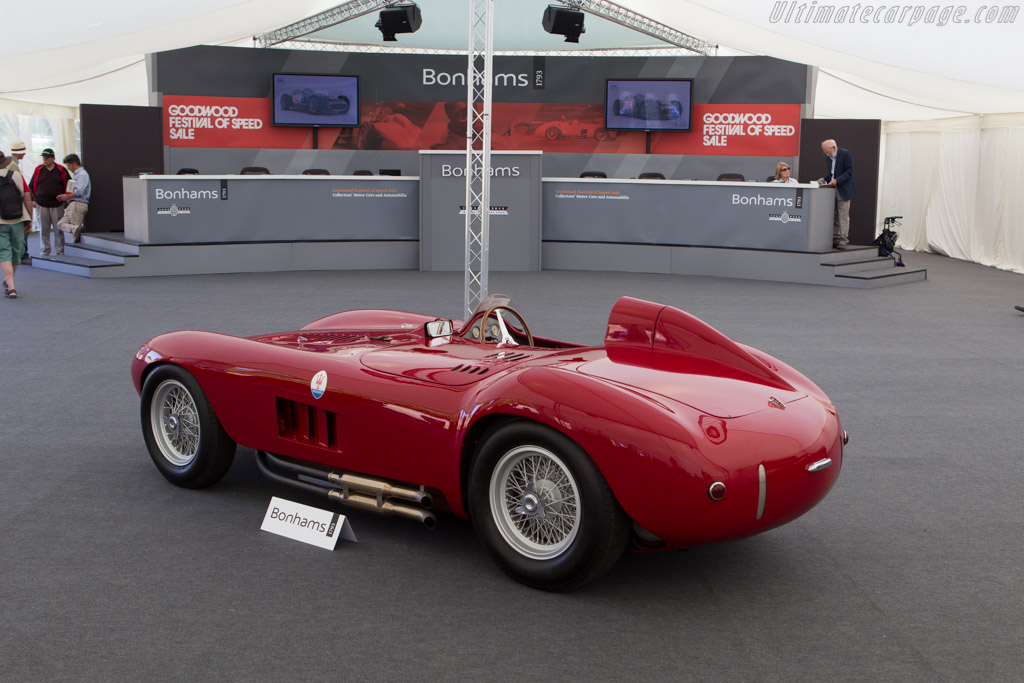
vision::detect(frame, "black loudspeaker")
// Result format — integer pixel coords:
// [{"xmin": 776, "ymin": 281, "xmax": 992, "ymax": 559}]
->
[
  {"xmin": 376, "ymin": 4, "xmax": 422, "ymax": 41},
  {"xmin": 542, "ymin": 6, "xmax": 585, "ymax": 43}
]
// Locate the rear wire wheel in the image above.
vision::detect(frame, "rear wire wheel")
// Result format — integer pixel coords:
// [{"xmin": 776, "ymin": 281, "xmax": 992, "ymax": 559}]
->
[
  {"xmin": 141, "ymin": 365, "xmax": 236, "ymax": 489},
  {"xmin": 469, "ymin": 421, "xmax": 629, "ymax": 590}
]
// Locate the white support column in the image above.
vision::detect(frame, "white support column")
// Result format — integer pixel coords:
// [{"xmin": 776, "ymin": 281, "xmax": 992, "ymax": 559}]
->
[{"xmin": 463, "ymin": 0, "xmax": 495, "ymax": 318}]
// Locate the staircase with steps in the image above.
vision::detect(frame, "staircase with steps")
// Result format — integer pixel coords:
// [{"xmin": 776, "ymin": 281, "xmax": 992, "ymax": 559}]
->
[
  {"xmin": 818, "ymin": 246, "xmax": 927, "ymax": 287},
  {"xmin": 30, "ymin": 233, "xmax": 927, "ymax": 287}
]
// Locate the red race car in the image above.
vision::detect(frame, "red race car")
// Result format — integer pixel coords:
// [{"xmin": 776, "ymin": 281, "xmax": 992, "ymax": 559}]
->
[{"xmin": 132, "ymin": 295, "xmax": 845, "ymax": 590}]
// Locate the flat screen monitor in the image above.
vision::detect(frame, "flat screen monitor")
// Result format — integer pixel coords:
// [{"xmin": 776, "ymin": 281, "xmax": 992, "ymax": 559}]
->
[
  {"xmin": 272, "ymin": 73, "xmax": 359, "ymax": 127},
  {"xmin": 605, "ymin": 79, "xmax": 693, "ymax": 132}
]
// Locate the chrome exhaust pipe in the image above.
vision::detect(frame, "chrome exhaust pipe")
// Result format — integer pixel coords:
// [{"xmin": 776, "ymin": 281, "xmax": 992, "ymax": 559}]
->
[
  {"xmin": 327, "ymin": 490, "xmax": 436, "ymax": 529},
  {"xmin": 327, "ymin": 472, "xmax": 432, "ymax": 509},
  {"xmin": 256, "ymin": 451, "xmax": 436, "ymax": 528}
]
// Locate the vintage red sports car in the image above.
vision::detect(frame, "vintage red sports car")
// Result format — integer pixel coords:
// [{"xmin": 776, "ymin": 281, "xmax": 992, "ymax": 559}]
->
[{"xmin": 132, "ymin": 295, "xmax": 845, "ymax": 590}]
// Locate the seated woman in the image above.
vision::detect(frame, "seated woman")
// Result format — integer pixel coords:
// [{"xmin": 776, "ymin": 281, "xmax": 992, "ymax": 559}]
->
[{"xmin": 772, "ymin": 162, "xmax": 798, "ymax": 184}]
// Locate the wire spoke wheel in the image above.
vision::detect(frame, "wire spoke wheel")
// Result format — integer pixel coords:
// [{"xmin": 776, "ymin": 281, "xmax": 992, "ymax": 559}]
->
[
  {"xmin": 141, "ymin": 365, "xmax": 236, "ymax": 489},
  {"xmin": 470, "ymin": 422, "xmax": 630, "ymax": 590},
  {"xmin": 489, "ymin": 445, "xmax": 581, "ymax": 560},
  {"xmin": 151, "ymin": 380, "xmax": 201, "ymax": 466}
]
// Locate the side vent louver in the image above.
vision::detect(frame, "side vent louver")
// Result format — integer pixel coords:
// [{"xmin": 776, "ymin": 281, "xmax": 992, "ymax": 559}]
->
[{"xmin": 276, "ymin": 397, "xmax": 340, "ymax": 449}]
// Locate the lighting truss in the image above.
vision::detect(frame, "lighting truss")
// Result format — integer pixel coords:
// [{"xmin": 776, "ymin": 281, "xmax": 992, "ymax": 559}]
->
[
  {"xmin": 463, "ymin": 0, "xmax": 495, "ymax": 318},
  {"xmin": 254, "ymin": 0, "xmax": 394, "ymax": 48},
  {"xmin": 561, "ymin": 0, "xmax": 717, "ymax": 55},
  {"xmin": 270, "ymin": 40, "xmax": 707, "ymax": 58}
]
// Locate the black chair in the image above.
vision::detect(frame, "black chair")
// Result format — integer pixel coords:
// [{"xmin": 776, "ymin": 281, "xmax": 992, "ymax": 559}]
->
[
  {"xmin": 638, "ymin": 172, "xmax": 665, "ymax": 180},
  {"xmin": 716, "ymin": 173, "xmax": 745, "ymax": 182},
  {"xmin": 353, "ymin": 169, "xmax": 374, "ymax": 176},
  {"xmin": 240, "ymin": 166, "xmax": 270, "ymax": 175},
  {"xmin": 131, "ymin": 167, "xmax": 158, "ymax": 176},
  {"xmin": 176, "ymin": 168, "xmax": 199, "ymax": 175},
  {"xmin": 302, "ymin": 168, "xmax": 331, "ymax": 175},
  {"xmin": 580, "ymin": 171, "xmax": 607, "ymax": 178},
  {"xmin": 767, "ymin": 175, "xmax": 777, "ymax": 182}
]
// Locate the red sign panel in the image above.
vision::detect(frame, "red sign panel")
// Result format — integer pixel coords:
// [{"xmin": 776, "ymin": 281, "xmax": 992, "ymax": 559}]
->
[
  {"xmin": 164, "ymin": 96, "xmax": 314, "ymax": 149},
  {"xmin": 653, "ymin": 104, "xmax": 801, "ymax": 156},
  {"xmin": 164, "ymin": 97, "xmax": 800, "ymax": 157}
]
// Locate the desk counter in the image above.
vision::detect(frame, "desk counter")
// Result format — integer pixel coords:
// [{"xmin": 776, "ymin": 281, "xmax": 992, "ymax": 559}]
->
[
  {"xmin": 543, "ymin": 178, "xmax": 834, "ymax": 252},
  {"xmin": 123, "ymin": 175, "xmax": 419, "ymax": 244}
]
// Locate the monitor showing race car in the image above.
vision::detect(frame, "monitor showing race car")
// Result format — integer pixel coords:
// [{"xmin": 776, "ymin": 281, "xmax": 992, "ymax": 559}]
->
[
  {"xmin": 605, "ymin": 79, "xmax": 693, "ymax": 132},
  {"xmin": 272, "ymin": 73, "xmax": 359, "ymax": 127}
]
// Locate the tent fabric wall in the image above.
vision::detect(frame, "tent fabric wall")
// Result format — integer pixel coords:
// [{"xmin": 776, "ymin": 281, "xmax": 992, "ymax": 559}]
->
[
  {"xmin": 0, "ymin": 97, "xmax": 79, "ymax": 173},
  {"xmin": 880, "ymin": 114, "xmax": 1024, "ymax": 274}
]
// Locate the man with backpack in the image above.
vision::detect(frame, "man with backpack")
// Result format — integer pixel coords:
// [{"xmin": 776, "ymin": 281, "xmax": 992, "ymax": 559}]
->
[
  {"xmin": 29, "ymin": 148, "xmax": 70, "ymax": 256},
  {"xmin": 0, "ymin": 151, "xmax": 32, "ymax": 298}
]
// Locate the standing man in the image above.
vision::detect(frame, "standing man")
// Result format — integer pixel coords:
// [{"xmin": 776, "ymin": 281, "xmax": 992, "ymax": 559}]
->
[
  {"xmin": 0, "ymin": 151, "xmax": 32, "ymax": 298},
  {"xmin": 818, "ymin": 139, "xmax": 857, "ymax": 250},
  {"xmin": 9, "ymin": 140, "xmax": 28, "ymax": 172},
  {"xmin": 9, "ymin": 141, "xmax": 33, "ymax": 264},
  {"xmin": 29, "ymin": 148, "xmax": 70, "ymax": 256},
  {"xmin": 57, "ymin": 154, "xmax": 90, "ymax": 242}
]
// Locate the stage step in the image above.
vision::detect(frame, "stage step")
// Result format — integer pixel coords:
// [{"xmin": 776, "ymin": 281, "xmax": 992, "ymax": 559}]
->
[
  {"xmin": 29, "ymin": 232, "xmax": 419, "ymax": 278},
  {"xmin": 30, "ymin": 233, "xmax": 927, "ymax": 288},
  {"xmin": 28, "ymin": 252, "xmax": 122, "ymax": 277}
]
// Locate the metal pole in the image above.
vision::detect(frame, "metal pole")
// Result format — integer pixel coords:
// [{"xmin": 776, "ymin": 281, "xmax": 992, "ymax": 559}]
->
[{"xmin": 463, "ymin": 0, "xmax": 495, "ymax": 318}]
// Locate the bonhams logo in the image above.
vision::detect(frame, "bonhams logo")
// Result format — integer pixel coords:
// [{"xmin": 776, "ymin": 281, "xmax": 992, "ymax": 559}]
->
[
  {"xmin": 156, "ymin": 204, "xmax": 191, "ymax": 216},
  {"xmin": 422, "ymin": 68, "xmax": 528, "ymax": 87}
]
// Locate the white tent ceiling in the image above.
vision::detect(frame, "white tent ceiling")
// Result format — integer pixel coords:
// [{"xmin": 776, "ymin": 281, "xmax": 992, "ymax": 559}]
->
[{"xmin": 2, "ymin": 0, "xmax": 1023, "ymax": 119}]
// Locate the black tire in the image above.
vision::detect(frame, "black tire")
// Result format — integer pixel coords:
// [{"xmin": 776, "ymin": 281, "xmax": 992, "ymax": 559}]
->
[
  {"xmin": 140, "ymin": 365, "xmax": 236, "ymax": 489},
  {"xmin": 280, "ymin": 94, "xmax": 292, "ymax": 111},
  {"xmin": 544, "ymin": 126, "xmax": 561, "ymax": 140},
  {"xmin": 336, "ymin": 96, "xmax": 350, "ymax": 115},
  {"xmin": 468, "ymin": 421, "xmax": 630, "ymax": 591},
  {"xmin": 612, "ymin": 99, "xmax": 623, "ymax": 116},
  {"xmin": 307, "ymin": 96, "xmax": 324, "ymax": 115}
]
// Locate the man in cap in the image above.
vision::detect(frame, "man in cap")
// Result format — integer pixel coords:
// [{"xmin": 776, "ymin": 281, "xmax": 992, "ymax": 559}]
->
[
  {"xmin": 9, "ymin": 141, "xmax": 33, "ymax": 264},
  {"xmin": 29, "ymin": 148, "xmax": 70, "ymax": 256},
  {"xmin": 9, "ymin": 140, "xmax": 27, "ymax": 172}
]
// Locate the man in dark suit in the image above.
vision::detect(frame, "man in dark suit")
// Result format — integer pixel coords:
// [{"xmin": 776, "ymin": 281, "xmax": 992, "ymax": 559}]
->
[{"xmin": 818, "ymin": 139, "xmax": 857, "ymax": 249}]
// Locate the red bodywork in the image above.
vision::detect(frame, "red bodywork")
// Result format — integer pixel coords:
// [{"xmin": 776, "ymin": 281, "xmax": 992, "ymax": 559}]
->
[{"xmin": 131, "ymin": 297, "xmax": 842, "ymax": 548}]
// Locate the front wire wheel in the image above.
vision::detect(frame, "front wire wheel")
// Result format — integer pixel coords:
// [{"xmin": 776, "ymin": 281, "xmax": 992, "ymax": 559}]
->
[
  {"xmin": 150, "ymin": 380, "xmax": 201, "ymax": 466},
  {"xmin": 470, "ymin": 422, "xmax": 630, "ymax": 591},
  {"xmin": 141, "ymin": 365, "xmax": 236, "ymax": 489}
]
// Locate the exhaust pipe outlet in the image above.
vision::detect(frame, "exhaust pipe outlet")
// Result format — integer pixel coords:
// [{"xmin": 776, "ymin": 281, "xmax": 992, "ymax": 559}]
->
[{"xmin": 328, "ymin": 490, "xmax": 436, "ymax": 529}]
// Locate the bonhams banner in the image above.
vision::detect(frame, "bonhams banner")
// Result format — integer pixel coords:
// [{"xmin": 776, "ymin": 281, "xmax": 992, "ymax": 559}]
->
[
  {"xmin": 164, "ymin": 96, "xmax": 311, "ymax": 148},
  {"xmin": 654, "ymin": 104, "xmax": 801, "ymax": 157}
]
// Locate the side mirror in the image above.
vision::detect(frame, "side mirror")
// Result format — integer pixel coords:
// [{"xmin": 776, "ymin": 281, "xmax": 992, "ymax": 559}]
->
[{"xmin": 425, "ymin": 319, "xmax": 454, "ymax": 339}]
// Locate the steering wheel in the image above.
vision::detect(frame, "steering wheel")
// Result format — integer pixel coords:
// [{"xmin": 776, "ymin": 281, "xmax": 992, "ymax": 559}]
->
[{"xmin": 478, "ymin": 305, "xmax": 534, "ymax": 346}]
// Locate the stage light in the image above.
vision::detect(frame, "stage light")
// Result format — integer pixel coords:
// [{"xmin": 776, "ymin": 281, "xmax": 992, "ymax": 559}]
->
[
  {"xmin": 376, "ymin": 3, "xmax": 422, "ymax": 42},
  {"xmin": 542, "ymin": 5, "xmax": 585, "ymax": 43}
]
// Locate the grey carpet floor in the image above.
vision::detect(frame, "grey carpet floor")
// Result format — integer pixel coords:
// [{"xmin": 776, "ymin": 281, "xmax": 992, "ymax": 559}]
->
[{"xmin": 1, "ymin": 251, "xmax": 1022, "ymax": 681}]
